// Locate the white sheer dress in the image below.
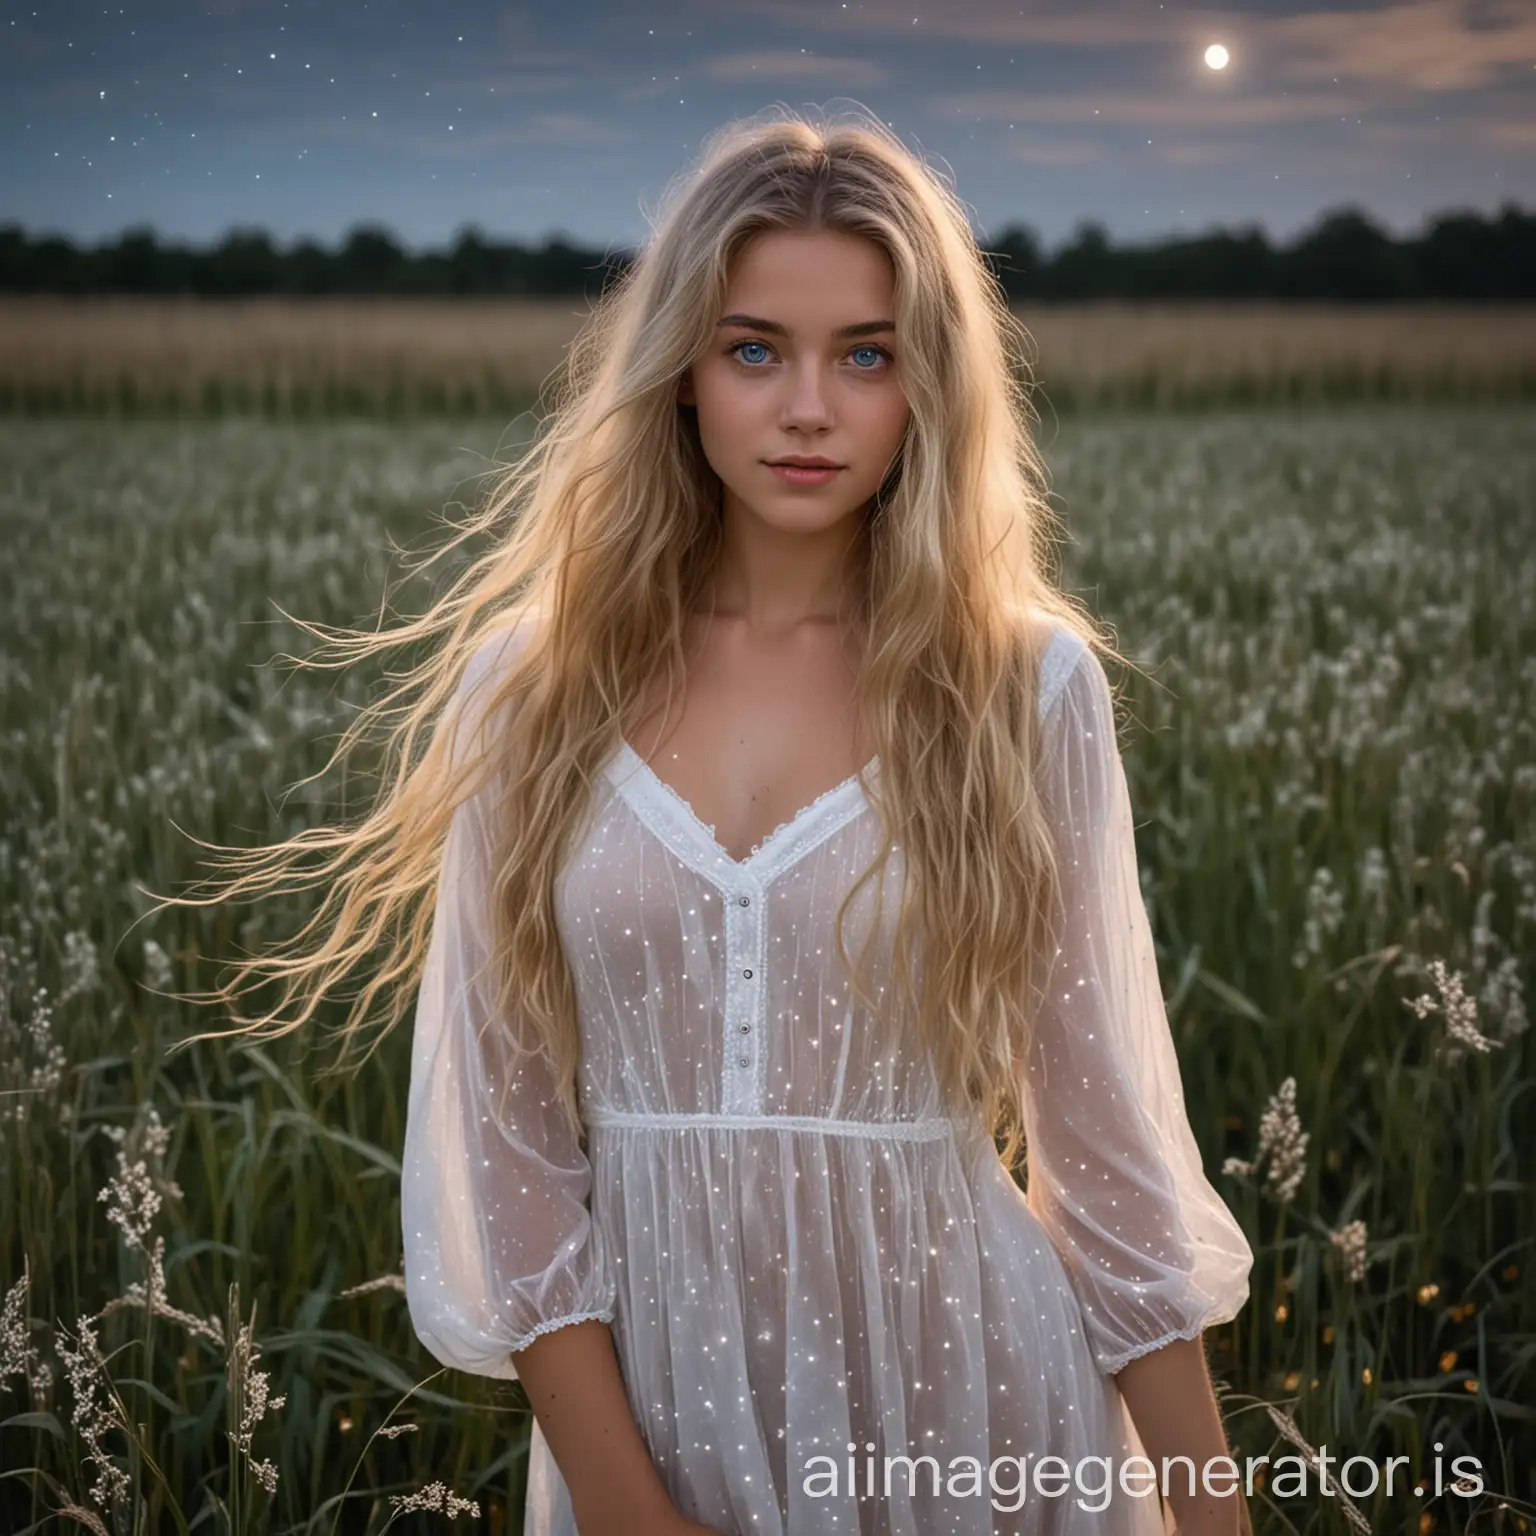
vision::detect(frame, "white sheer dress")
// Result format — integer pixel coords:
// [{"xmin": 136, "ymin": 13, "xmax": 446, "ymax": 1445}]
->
[{"xmin": 401, "ymin": 617, "xmax": 1253, "ymax": 1536}]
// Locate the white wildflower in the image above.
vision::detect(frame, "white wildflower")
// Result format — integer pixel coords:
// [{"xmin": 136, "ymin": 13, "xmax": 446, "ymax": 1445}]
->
[
  {"xmin": 98, "ymin": 1154, "xmax": 162, "ymax": 1253},
  {"xmin": 1358, "ymin": 846, "xmax": 1390, "ymax": 941},
  {"xmin": 56, "ymin": 1313, "xmax": 131, "ymax": 1512},
  {"xmin": 96, "ymin": 1234, "xmax": 225, "ymax": 1348},
  {"xmin": 1465, "ymin": 891, "xmax": 1527, "ymax": 1041},
  {"xmin": 0, "ymin": 1257, "xmax": 54, "ymax": 1402},
  {"xmin": 97, "ymin": 1106, "xmax": 181, "ymax": 1254},
  {"xmin": 57, "ymin": 931, "xmax": 100, "ymax": 1006},
  {"xmin": 228, "ymin": 1316, "xmax": 287, "ymax": 1496},
  {"xmin": 1223, "ymin": 701, "xmax": 1269, "ymax": 751},
  {"xmin": 1478, "ymin": 955, "xmax": 1527, "ymax": 1041},
  {"xmin": 1329, "ymin": 1219, "xmax": 1369, "ymax": 1283},
  {"xmin": 141, "ymin": 939, "xmax": 174, "ymax": 994},
  {"xmin": 2, "ymin": 983, "xmax": 68, "ymax": 1127},
  {"xmin": 1292, "ymin": 867, "xmax": 1344, "ymax": 968},
  {"xmin": 1227, "ymin": 1077, "xmax": 1309, "ymax": 1204},
  {"xmin": 388, "ymin": 1480, "xmax": 483, "ymax": 1520},
  {"xmin": 1406, "ymin": 958, "xmax": 1500, "ymax": 1060},
  {"xmin": 138, "ymin": 1104, "xmax": 173, "ymax": 1163}
]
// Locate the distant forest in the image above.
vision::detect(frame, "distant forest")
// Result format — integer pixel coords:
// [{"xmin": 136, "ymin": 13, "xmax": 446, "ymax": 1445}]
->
[{"xmin": 2, "ymin": 201, "xmax": 1532, "ymax": 302}]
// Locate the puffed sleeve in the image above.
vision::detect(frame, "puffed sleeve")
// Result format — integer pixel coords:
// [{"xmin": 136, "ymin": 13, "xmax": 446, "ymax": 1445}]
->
[
  {"xmin": 401, "ymin": 626, "xmax": 617, "ymax": 1380},
  {"xmin": 1015, "ymin": 638, "xmax": 1253, "ymax": 1376}
]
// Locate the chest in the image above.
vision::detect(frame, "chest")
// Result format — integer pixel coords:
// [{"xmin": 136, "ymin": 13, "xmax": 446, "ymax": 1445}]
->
[
  {"xmin": 554, "ymin": 764, "xmax": 916, "ymax": 1117},
  {"xmin": 620, "ymin": 618, "xmax": 875, "ymax": 865}
]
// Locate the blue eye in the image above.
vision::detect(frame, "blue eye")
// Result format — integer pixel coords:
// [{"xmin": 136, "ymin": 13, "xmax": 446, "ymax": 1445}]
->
[{"xmin": 726, "ymin": 340, "xmax": 893, "ymax": 370}]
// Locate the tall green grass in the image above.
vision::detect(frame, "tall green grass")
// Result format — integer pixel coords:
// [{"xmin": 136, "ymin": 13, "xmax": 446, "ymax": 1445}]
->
[{"xmin": 1, "ymin": 410, "xmax": 1532, "ymax": 1534}]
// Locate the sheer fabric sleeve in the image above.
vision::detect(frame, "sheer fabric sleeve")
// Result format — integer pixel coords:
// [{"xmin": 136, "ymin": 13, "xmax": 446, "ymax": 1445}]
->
[
  {"xmin": 1015, "ymin": 641, "xmax": 1253, "ymax": 1376},
  {"xmin": 401, "ymin": 627, "xmax": 617, "ymax": 1380}
]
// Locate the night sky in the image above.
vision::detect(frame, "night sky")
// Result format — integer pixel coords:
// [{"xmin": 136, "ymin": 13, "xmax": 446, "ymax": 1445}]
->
[{"xmin": 4, "ymin": 0, "xmax": 1533, "ymax": 254}]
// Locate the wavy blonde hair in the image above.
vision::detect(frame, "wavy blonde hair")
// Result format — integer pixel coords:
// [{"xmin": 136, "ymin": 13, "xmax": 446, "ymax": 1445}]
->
[{"xmin": 153, "ymin": 103, "xmax": 1127, "ymax": 1175}]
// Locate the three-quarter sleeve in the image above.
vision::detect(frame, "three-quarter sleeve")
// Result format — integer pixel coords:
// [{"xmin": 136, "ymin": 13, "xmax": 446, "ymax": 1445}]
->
[
  {"xmin": 1015, "ymin": 641, "xmax": 1253, "ymax": 1376},
  {"xmin": 402, "ymin": 629, "xmax": 617, "ymax": 1380}
]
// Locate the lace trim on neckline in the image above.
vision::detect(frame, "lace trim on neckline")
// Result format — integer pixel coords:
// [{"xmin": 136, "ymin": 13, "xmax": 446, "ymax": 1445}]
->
[
  {"xmin": 619, "ymin": 740, "xmax": 879, "ymax": 865},
  {"xmin": 740, "ymin": 769, "xmax": 872, "ymax": 860},
  {"xmin": 601, "ymin": 622, "xmax": 1078, "ymax": 880}
]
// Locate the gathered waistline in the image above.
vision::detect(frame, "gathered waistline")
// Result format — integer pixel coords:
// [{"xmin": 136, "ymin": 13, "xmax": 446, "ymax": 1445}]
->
[{"xmin": 584, "ymin": 1108, "xmax": 955, "ymax": 1142}]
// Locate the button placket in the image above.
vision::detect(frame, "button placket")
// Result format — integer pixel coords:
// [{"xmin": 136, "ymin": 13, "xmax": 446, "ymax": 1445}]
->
[{"xmin": 721, "ymin": 878, "xmax": 765, "ymax": 1113}]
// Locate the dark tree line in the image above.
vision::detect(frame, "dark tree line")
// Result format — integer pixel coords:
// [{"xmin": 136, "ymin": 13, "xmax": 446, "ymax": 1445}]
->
[{"xmin": 1, "ymin": 202, "xmax": 1531, "ymax": 301}]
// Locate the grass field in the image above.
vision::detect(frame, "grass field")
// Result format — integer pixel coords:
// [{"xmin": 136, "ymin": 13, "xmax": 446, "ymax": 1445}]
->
[
  {"xmin": 0, "ymin": 408, "xmax": 1532, "ymax": 1535},
  {"xmin": 2, "ymin": 296, "xmax": 1535, "ymax": 416}
]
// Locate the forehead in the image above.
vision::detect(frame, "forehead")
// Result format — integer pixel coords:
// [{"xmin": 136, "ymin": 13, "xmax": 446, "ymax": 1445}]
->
[{"xmin": 723, "ymin": 229, "xmax": 895, "ymax": 318}]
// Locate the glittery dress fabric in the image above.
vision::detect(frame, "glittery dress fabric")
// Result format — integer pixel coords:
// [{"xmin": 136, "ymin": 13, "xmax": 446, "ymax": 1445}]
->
[{"xmin": 401, "ymin": 618, "xmax": 1254, "ymax": 1536}]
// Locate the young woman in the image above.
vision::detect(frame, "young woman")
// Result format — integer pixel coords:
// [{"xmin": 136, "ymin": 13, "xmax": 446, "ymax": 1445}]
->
[{"xmin": 185, "ymin": 109, "xmax": 1253, "ymax": 1534}]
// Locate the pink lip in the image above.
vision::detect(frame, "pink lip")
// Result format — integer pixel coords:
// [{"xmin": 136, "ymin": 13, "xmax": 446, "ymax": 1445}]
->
[{"xmin": 767, "ymin": 463, "xmax": 842, "ymax": 486}]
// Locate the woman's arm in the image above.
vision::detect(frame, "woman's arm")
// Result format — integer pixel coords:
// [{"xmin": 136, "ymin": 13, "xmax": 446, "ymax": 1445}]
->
[
  {"xmin": 402, "ymin": 636, "xmax": 620, "ymax": 1378},
  {"xmin": 1114, "ymin": 1338, "xmax": 1249, "ymax": 1536},
  {"xmin": 512, "ymin": 1319, "xmax": 720, "ymax": 1535},
  {"xmin": 1015, "ymin": 637, "xmax": 1255, "ymax": 1531}
]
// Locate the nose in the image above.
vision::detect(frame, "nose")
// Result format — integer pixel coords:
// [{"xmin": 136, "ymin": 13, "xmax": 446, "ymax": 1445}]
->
[{"xmin": 779, "ymin": 358, "xmax": 835, "ymax": 431}]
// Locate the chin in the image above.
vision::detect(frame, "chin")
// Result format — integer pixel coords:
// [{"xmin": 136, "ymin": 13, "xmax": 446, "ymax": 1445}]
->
[{"xmin": 746, "ymin": 498, "xmax": 864, "ymax": 530}]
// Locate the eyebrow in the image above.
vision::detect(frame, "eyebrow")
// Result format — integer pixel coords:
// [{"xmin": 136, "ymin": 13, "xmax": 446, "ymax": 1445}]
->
[{"xmin": 716, "ymin": 313, "xmax": 896, "ymax": 340}]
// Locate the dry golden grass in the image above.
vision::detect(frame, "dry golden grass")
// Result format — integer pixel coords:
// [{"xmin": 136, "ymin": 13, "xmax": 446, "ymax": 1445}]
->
[
  {"xmin": 1021, "ymin": 300, "xmax": 1536, "ymax": 406},
  {"xmin": 1, "ymin": 295, "xmax": 1533, "ymax": 415}
]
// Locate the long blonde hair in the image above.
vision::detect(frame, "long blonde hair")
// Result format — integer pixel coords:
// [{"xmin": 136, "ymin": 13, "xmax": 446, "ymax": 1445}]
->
[{"xmin": 152, "ymin": 104, "xmax": 1126, "ymax": 1175}]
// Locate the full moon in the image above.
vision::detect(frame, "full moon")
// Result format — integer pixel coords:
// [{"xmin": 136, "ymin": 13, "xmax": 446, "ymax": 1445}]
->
[{"xmin": 1204, "ymin": 42, "xmax": 1230, "ymax": 69}]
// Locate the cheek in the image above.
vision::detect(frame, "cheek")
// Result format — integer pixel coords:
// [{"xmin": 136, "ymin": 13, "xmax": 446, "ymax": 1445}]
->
[
  {"xmin": 694, "ymin": 368, "xmax": 756, "ymax": 423},
  {"xmin": 864, "ymin": 389, "xmax": 911, "ymax": 447}
]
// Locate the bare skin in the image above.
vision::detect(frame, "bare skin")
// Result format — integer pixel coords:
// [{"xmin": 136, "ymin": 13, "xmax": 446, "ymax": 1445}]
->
[
  {"xmin": 510, "ymin": 1320, "xmax": 721, "ymax": 1536},
  {"xmin": 622, "ymin": 605, "xmax": 872, "ymax": 861},
  {"xmin": 1115, "ymin": 1338, "xmax": 1251, "ymax": 1535}
]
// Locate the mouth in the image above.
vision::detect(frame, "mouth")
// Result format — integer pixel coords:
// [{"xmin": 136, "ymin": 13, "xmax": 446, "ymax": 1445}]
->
[
  {"xmin": 765, "ymin": 461, "xmax": 844, "ymax": 484},
  {"xmin": 765, "ymin": 457, "xmax": 844, "ymax": 469}
]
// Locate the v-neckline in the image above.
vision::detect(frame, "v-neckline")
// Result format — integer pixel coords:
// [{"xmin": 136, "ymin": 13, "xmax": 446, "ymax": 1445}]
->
[{"xmin": 610, "ymin": 739, "xmax": 880, "ymax": 876}]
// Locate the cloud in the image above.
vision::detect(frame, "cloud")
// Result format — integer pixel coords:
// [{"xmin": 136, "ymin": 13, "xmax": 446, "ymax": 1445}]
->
[
  {"xmin": 1002, "ymin": 137, "xmax": 1104, "ymax": 167},
  {"xmin": 718, "ymin": 0, "xmax": 1536, "ymax": 95},
  {"xmin": 1485, "ymin": 116, "xmax": 1536, "ymax": 149},
  {"xmin": 703, "ymin": 0, "xmax": 1175, "ymax": 49},
  {"xmin": 931, "ymin": 87, "xmax": 1360, "ymax": 128},
  {"xmin": 1155, "ymin": 140, "xmax": 1248, "ymax": 167},
  {"xmin": 1271, "ymin": 0, "xmax": 1536, "ymax": 91},
  {"xmin": 238, "ymin": 108, "xmax": 627, "ymax": 161},
  {"xmin": 700, "ymin": 49, "xmax": 891, "ymax": 88}
]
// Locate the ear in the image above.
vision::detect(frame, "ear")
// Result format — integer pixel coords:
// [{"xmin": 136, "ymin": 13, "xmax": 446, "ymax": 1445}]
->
[{"xmin": 676, "ymin": 368, "xmax": 695, "ymax": 407}]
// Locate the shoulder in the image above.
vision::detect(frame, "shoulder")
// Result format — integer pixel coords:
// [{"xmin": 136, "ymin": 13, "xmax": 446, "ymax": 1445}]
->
[
  {"xmin": 456, "ymin": 606, "xmax": 551, "ymax": 719},
  {"xmin": 461, "ymin": 607, "xmax": 545, "ymax": 697},
  {"xmin": 1013, "ymin": 610, "xmax": 1093, "ymax": 724},
  {"xmin": 1036, "ymin": 624, "xmax": 1090, "ymax": 722},
  {"xmin": 449, "ymin": 608, "xmax": 547, "ymax": 765}
]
